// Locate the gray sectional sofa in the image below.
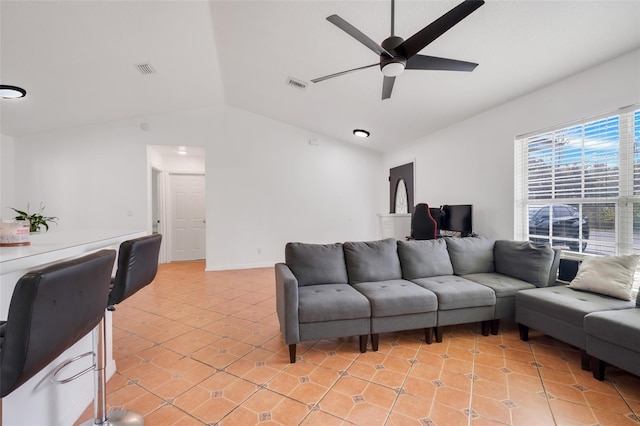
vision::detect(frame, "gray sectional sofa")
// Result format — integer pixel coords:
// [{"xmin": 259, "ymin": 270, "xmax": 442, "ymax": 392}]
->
[
  {"xmin": 516, "ymin": 286, "xmax": 635, "ymax": 370},
  {"xmin": 516, "ymin": 256, "xmax": 640, "ymax": 380},
  {"xmin": 585, "ymin": 302, "xmax": 640, "ymax": 380},
  {"xmin": 275, "ymin": 237, "xmax": 560, "ymax": 362}
]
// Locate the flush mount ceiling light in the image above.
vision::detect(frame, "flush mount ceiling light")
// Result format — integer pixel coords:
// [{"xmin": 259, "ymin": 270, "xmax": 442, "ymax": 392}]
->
[
  {"xmin": 0, "ymin": 85, "xmax": 27, "ymax": 99},
  {"xmin": 353, "ymin": 129, "xmax": 370, "ymax": 138}
]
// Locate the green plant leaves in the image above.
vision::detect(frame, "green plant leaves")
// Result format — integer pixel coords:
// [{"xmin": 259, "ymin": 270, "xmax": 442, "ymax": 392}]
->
[{"xmin": 9, "ymin": 204, "xmax": 57, "ymax": 233}]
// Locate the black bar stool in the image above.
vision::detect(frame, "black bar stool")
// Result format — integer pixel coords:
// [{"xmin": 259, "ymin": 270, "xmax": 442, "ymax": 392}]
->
[
  {"xmin": 84, "ymin": 234, "xmax": 162, "ymax": 426},
  {"xmin": 0, "ymin": 250, "xmax": 116, "ymax": 426}
]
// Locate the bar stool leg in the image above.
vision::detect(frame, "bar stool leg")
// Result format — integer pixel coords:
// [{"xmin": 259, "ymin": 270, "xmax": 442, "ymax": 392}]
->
[{"xmin": 82, "ymin": 318, "xmax": 144, "ymax": 425}]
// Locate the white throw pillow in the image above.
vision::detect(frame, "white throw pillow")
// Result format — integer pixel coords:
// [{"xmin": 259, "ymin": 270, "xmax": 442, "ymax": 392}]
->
[{"xmin": 569, "ymin": 255, "xmax": 640, "ymax": 300}]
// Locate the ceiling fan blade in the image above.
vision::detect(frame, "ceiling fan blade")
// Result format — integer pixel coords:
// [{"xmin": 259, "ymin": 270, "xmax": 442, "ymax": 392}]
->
[
  {"xmin": 400, "ymin": 0, "xmax": 484, "ymax": 59},
  {"xmin": 406, "ymin": 55, "xmax": 478, "ymax": 72},
  {"xmin": 327, "ymin": 15, "xmax": 392, "ymax": 57},
  {"xmin": 311, "ymin": 63, "xmax": 378, "ymax": 83},
  {"xmin": 382, "ymin": 76, "xmax": 395, "ymax": 100}
]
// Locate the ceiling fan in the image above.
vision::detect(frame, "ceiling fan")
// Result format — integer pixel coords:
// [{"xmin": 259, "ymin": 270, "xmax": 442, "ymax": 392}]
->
[{"xmin": 311, "ymin": 0, "xmax": 485, "ymax": 100}]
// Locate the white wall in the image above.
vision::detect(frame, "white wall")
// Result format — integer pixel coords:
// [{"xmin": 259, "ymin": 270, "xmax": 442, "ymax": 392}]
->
[
  {"xmin": 148, "ymin": 146, "xmax": 206, "ymax": 174},
  {"xmin": 0, "ymin": 133, "xmax": 16, "ymax": 218},
  {"xmin": 206, "ymin": 107, "xmax": 382, "ymax": 270},
  {"xmin": 13, "ymin": 104, "xmax": 383, "ymax": 270},
  {"xmin": 14, "ymin": 123, "xmax": 150, "ymax": 233},
  {"xmin": 383, "ymin": 48, "xmax": 640, "ymax": 239}
]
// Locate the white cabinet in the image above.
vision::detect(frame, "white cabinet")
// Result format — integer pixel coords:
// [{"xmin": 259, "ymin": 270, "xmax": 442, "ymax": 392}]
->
[{"xmin": 378, "ymin": 214, "xmax": 411, "ymax": 240}]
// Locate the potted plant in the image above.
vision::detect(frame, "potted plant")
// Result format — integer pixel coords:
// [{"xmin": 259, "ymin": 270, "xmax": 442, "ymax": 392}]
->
[{"xmin": 10, "ymin": 202, "xmax": 58, "ymax": 233}]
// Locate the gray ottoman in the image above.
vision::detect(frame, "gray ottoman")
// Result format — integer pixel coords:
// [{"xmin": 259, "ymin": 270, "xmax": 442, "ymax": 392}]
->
[
  {"xmin": 585, "ymin": 308, "xmax": 640, "ymax": 380},
  {"xmin": 515, "ymin": 285, "xmax": 635, "ymax": 369}
]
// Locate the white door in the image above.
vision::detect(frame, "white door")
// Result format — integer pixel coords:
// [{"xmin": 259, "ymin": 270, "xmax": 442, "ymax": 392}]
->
[{"xmin": 170, "ymin": 174, "xmax": 206, "ymax": 261}]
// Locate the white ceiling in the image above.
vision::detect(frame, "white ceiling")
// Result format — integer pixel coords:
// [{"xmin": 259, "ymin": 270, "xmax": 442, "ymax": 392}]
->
[
  {"xmin": 0, "ymin": 0, "xmax": 223, "ymax": 138},
  {"xmin": 1, "ymin": 1, "xmax": 640, "ymax": 152}
]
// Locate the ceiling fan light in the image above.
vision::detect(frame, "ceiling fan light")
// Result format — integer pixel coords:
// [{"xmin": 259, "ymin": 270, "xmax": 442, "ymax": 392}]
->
[
  {"xmin": 0, "ymin": 85, "xmax": 27, "ymax": 99},
  {"xmin": 353, "ymin": 129, "xmax": 370, "ymax": 138},
  {"xmin": 381, "ymin": 62, "xmax": 405, "ymax": 77}
]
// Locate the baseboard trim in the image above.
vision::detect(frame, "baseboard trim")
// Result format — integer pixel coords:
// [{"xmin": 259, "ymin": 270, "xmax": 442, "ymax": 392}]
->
[{"xmin": 205, "ymin": 261, "xmax": 275, "ymax": 271}]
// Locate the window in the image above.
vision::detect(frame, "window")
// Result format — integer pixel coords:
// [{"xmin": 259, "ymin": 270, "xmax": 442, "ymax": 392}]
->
[
  {"xmin": 515, "ymin": 105, "xmax": 639, "ymax": 257},
  {"xmin": 395, "ymin": 178, "xmax": 409, "ymax": 214}
]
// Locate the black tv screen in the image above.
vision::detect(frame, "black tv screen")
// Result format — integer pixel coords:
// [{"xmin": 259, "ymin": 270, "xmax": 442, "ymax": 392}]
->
[{"xmin": 441, "ymin": 205, "xmax": 473, "ymax": 235}]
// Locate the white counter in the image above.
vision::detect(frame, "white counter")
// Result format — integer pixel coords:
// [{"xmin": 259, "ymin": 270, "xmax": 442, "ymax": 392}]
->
[
  {"xmin": 378, "ymin": 213, "xmax": 411, "ymax": 240},
  {"xmin": 1, "ymin": 229, "xmax": 145, "ymax": 426}
]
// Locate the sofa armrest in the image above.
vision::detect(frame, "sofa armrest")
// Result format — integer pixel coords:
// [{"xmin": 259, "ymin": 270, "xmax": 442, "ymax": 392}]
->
[{"xmin": 275, "ymin": 263, "xmax": 300, "ymax": 345}]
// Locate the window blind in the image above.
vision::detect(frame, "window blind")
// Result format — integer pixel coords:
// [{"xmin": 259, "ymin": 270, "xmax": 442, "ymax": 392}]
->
[{"xmin": 515, "ymin": 105, "xmax": 640, "ymax": 259}]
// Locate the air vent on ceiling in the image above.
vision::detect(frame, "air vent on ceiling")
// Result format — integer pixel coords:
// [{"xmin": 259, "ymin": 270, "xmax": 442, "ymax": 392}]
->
[
  {"xmin": 285, "ymin": 76, "xmax": 307, "ymax": 90},
  {"xmin": 136, "ymin": 63, "xmax": 156, "ymax": 75}
]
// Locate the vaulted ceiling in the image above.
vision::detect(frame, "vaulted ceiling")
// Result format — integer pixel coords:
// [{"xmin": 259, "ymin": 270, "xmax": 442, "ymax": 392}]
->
[{"xmin": 1, "ymin": 1, "xmax": 639, "ymax": 152}]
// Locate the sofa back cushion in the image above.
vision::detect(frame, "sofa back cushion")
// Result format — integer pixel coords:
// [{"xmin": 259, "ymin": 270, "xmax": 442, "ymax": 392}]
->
[
  {"xmin": 397, "ymin": 239, "xmax": 453, "ymax": 280},
  {"xmin": 285, "ymin": 242, "xmax": 348, "ymax": 286},
  {"xmin": 494, "ymin": 240, "xmax": 556, "ymax": 287},
  {"xmin": 446, "ymin": 237, "xmax": 496, "ymax": 275},
  {"xmin": 343, "ymin": 238, "xmax": 402, "ymax": 284}
]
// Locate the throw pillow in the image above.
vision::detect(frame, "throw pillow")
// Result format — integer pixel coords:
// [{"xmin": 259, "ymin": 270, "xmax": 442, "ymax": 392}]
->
[{"xmin": 569, "ymin": 254, "xmax": 640, "ymax": 300}]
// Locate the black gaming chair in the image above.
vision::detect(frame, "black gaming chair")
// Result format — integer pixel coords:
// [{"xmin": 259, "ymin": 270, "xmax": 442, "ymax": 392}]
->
[
  {"xmin": 410, "ymin": 203, "xmax": 439, "ymax": 240},
  {"xmin": 0, "ymin": 250, "xmax": 116, "ymax": 425}
]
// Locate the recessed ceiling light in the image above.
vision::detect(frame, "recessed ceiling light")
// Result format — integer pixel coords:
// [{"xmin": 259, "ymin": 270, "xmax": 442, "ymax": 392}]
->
[
  {"xmin": 0, "ymin": 85, "xmax": 27, "ymax": 99},
  {"xmin": 353, "ymin": 129, "xmax": 370, "ymax": 138}
]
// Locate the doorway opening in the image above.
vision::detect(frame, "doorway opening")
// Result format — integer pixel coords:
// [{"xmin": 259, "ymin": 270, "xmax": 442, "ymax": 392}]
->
[{"xmin": 147, "ymin": 145, "xmax": 206, "ymax": 263}]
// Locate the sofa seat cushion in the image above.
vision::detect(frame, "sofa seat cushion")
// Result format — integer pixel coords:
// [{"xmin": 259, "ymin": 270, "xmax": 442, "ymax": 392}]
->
[
  {"xmin": 397, "ymin": 239, "xmax": 453, "ymax": 280},
  {"xmin": 285, "ymin": 242, "xmax": 348, "ymax": 286},
  {"xmin": 344, "ymin": 239, "xmax": 402, "ymax": 284},
  {"xmin": 494, "ymin": 240, "xmax": 555, "ymax": 288},
  {"xmin": 353, "ymin": 280, "xmax": 437, "ymax": 317},
  {"xmin": 446, "ymin": 237, "xmax": 496, "ymax": 275},
  {"xmin": 585, "ymin": 309, "xmax": 640, "ymax": 353},
  {"xmin": 463, "ymin": 272, "xmax": 536, "ymax": 297},
  {"xmin": 411, "ymin": 275, "xmax": 496, "ymax": 310},
  {"xmin": 516, "ymin": 286, "xmax": 635, "ymax": 328},
  {"xmin": 298, "ymin": 284, "xmax": 371, "ymax": 323}
]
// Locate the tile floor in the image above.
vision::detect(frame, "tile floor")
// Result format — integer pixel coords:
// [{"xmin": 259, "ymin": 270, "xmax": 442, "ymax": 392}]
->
[{"xmin": 75, "ymin": 261, "xmax": 640, "ymax": 425}]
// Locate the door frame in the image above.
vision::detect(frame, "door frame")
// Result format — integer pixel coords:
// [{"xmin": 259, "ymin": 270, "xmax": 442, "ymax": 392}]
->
[
  {"xmin": 150, "ymin": 166, "xmax": 168, "ymax": 263},
  {"xmin": 166, "ymin": 172, "xmax": 206, "ymax": 262}
]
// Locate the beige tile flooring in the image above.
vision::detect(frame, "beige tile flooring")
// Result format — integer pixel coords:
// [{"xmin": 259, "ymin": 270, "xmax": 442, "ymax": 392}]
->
[{"xmin": 75, "ymin": 261, "xmax": 640, "ymax": 425}]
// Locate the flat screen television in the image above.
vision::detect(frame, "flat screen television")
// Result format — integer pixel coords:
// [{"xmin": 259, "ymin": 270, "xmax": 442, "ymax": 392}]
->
[{"xmin": 441, "ymin": 204, "xmax": 473, "ymax": 236}]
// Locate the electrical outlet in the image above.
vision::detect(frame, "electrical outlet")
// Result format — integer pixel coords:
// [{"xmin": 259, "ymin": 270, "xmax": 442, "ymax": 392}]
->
[{"xmin": 257, "ymin": 248, "xmax": 262, "ymax": 255}]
